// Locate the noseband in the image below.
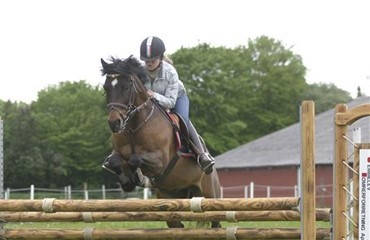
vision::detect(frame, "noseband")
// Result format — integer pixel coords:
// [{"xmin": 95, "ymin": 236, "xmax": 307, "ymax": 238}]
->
[{"xmin": 107, "ymin": 74, "xmax": 154, "ymax": 133}]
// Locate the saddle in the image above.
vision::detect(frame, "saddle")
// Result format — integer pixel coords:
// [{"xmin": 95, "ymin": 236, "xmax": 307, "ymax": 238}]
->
[{"xmin": 166, "ymin": 111, "xmax": 195, "ymax": 158}]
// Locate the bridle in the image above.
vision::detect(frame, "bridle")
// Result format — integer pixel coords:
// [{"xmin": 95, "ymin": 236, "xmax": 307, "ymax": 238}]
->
[{"xmin": 106, "ymin": 73, "xmax": 154, "ymax": 133}]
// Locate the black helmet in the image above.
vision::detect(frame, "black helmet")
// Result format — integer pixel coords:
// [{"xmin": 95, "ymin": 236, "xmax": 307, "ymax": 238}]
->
[{"xmin": 140, "ymin": 36, "xmax": 166, "ymax": 61}]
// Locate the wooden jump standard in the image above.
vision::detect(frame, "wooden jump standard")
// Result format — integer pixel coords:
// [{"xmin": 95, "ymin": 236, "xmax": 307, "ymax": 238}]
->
[{"xmin": 333, "ymin": 102, "xmax": 370, "ymax": 239}]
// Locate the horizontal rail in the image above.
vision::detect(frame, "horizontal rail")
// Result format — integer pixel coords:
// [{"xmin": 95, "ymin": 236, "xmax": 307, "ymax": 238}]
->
[
  {"xmin": 0, "ymin": 227, "xmax": 331, "ymax": 239},
  {"xmin": 0, "ymin": 208, "xmax": 331, "ymax": 222},
  {"xmin": 0, "ymin": 197, "xmax": 300, "ymax": 212}
]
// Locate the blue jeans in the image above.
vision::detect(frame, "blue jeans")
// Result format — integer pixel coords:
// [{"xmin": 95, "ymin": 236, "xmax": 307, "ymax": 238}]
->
[{"xmin": 173, "ymin": 94, "xmax": 190, "ymax": 127}]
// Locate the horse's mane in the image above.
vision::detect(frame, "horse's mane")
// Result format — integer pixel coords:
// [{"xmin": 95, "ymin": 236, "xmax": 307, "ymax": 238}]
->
[{"xmin": 101, "ymin": 55, "xmax": 149, "ymax": 84}]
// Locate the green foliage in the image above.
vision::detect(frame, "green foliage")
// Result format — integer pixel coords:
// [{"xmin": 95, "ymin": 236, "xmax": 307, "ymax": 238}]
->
[
  {"xmin": 1, "ymin": 101, "xmax": 46, "ymax": 187},
  {"xmin": 301, "ymin": 83, "xmax": 352, "ymax": 114},
  {"xmin": 172, "ymin": 36, "xmax": 307, "ymax": 155},
  {"xmin": 31, "ymin": 81, "xmax": 112, "ymax": 186},
  {"xmin": 239, "ymin": 36, "xmax": 307, "ymax": 139},
  {"xmin": 172, "ymin": 44, "xmax": 248, "ymax": 154}
]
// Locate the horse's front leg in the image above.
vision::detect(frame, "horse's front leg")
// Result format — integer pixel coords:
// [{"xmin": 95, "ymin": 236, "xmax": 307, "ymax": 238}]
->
[
  {"xmin": 127, "ymin": 154, "xmax": 157, "ymax": 188},
  {"xmin": 129, "ymin": 152, "xmax": 164, "ymax": 175},
  {"xmin": 102, "ymin": 154, "xmax": 137, "ymax": 192}
]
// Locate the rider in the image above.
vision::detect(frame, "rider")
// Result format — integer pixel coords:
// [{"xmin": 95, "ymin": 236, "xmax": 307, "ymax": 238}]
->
[{"xmin": 140, "ymin": 36, "xmax": 215, "ymax": 174}]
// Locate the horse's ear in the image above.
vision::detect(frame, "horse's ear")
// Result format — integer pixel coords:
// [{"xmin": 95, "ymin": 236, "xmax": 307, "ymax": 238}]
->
[{"xmin": 101, "ymin": 58, "xmax": 108, "ymax": 68}]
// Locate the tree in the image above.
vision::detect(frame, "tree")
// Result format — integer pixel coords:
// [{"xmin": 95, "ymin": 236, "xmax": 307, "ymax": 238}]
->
[
  {"xmin": 239, "ymin": 36, "xmax": 307, "ymax": 139},
  {"xmin": 1, "ymin": 100, "xmax": 46, "ymax": 187},
  {"xmin": 31, "ymin": 81, "xmax": 112, "ymax": 187},
  {"xmin": 171, "ymin": 36, "xmax": 307, "ymax": 155},
  {"xmin": 172, "ymin": 44, "xmax": 248, "ymax": 154},
  {"xmin": 302, "ymin": 83, "xmax": 352, "ymax": 114}
]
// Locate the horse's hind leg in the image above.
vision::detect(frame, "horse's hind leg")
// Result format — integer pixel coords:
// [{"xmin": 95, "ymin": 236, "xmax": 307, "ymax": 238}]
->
[
  {"xmin": 166, "ymin": 220, "xmax": 184, "ymax": 228},
  {"xmin": 200, "ymin": 171, "xmax": 222, "ymax": 228},
  {"xmin": 187, "ymin": 185, "xmax": 222, "ymax": 229},
  {"xmin": 211, "ymin": 220, "xmax": 222, "ymax": 228}
]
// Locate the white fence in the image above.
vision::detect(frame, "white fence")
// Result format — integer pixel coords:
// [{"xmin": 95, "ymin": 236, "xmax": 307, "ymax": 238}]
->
[
  {"xmin": 221, "ymin": 182, "xmax": 333, "ymax": 206},
  {"xmin": 3, "ymin": 185, "xmax": 153, "ymax": 200},
  {"xmin": 3, "ymin": 183, "xmax": 333, "ymax": 205}
]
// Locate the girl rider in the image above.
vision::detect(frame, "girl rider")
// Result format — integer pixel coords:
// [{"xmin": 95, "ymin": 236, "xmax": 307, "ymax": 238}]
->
[{"xmin": 140, "ymin": 36, "xmax": 214, "ymax": 174}]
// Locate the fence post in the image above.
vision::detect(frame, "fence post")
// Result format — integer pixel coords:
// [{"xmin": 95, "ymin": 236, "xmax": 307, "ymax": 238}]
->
[
  {"xmin": 5, "ymin": 188, "xmax": 10, "ymax": 199},
  {"xmin": 143, "ymin": 187, "xmax": 149, "ymax": 199},
  {"xmin": 84, "ymin": 183, "xmax": 88, "ymax": 200},
  {"xmin": 30, "ymin": 184, "xmax": 34, "ymax": 200},
  {"xmin": 250, "ymin": 182, "xmax": 254, "ymax": 198},
  {"xmin": 294, "ymin": 185, "xmax": 298, "ymax": 197},
  {"xmin": 102, "ymin": 184, "xmax": 106, "ymax": 200},
  {"xmin": 244, "ymin": 185, "xmax": 248, "ymax": 198},
  {"xmin": 68, "ymin": 185, "xmax": 72, "ymax": 200},
  {"xmin": 64, "ymin": 186, "xmax": 67, "ymax": 199}
]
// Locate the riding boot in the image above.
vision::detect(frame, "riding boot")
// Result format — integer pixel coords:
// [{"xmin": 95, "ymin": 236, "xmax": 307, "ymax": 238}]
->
[{"xmin": 188, "ymin": 121, "xmax": 215, "ymax": 174}]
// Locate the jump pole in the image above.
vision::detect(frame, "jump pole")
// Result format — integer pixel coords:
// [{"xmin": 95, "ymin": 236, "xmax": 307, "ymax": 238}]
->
[
  {"xmin": 0, "ymin": 209, "xmax": 331, "ymax": 222},
  {"xmin": 0, "ymin": 197, "xmax": 299, "ymax": 212},
  {"xmin": 1, "ymin": 227, "xmax": 331, "ymax": 239}
]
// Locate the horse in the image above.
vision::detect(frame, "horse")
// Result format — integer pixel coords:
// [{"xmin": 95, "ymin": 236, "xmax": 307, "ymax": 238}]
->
[{"xmin": 100, "ymin": 56, "xmax": 222, "ymax": 228}]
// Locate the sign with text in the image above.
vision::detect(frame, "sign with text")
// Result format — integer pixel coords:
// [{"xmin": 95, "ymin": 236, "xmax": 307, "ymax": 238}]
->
[{"xmin": 359, "ymin": 150, "xmax": 370, "ymax": 239}]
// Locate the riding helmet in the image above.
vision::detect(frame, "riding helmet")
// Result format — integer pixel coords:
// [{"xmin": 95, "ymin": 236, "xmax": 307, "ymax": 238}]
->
[{"xmin": 140, "ymin": 36, "xmax": 166, "ymax": 61}]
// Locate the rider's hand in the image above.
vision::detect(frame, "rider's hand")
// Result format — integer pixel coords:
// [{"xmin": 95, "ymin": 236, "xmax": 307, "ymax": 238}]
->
[{"xmin": 147, "ymin": 90, "xmax": 155, "ymax": 98}]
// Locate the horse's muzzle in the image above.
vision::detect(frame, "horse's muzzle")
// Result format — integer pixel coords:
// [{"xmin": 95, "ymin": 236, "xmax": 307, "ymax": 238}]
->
[{"xmin": 108, "ymin": 118, "xmax": 123, "ymax": 133}]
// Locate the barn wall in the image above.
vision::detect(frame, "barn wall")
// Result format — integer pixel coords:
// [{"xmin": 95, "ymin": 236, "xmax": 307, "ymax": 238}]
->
[{"xmin": 217, "ymin": 164, "xmax": 333, "ymax": 207}]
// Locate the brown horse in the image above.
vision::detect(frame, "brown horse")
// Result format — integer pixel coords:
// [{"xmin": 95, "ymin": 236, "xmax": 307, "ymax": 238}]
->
[{"xmin": 100, "ymin": 56, "xmax": 221, "ymax": 228}]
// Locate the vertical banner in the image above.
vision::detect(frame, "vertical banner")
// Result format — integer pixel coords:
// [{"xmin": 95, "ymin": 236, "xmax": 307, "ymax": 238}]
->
[{"xmin": 359, "ymin": 150, "xmax": 370, "ymax": 239}]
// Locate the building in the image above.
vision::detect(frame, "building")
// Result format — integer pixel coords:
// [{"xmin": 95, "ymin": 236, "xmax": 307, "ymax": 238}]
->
[{"xmin": 215, "ymin": 97, "xmax": 370, "ymax": 207}]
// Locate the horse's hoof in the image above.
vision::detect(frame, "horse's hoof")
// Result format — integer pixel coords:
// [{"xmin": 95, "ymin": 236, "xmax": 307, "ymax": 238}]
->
[
  {"xmin": 199, "ymin": 154, "xmax": 215, "ymax": 175},
  {"xmin": 102, "ymin": 154, "xmax": 123, "ymax": 175},
  {"xmin": 133, "ymin": 168, "xmax": 149, "ymax": 187},
  {"xmin": 121, "ymin": 182, "xmax": 136, "ymax": 192},
  {"xmin": 204, "ymin": 163, "xmax": 214, "ymax": 175}
]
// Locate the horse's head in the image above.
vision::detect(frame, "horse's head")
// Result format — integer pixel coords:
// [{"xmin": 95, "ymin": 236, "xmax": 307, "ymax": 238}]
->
[{"xmin": 101, "ymin": 56, "xmax": 150, "ymax": 133}]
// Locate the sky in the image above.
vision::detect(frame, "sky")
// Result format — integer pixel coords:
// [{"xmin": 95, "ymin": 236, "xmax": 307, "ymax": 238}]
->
[{"xmin": 1, "ymin": 0, "xmax": 369, "ymax": 103}]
